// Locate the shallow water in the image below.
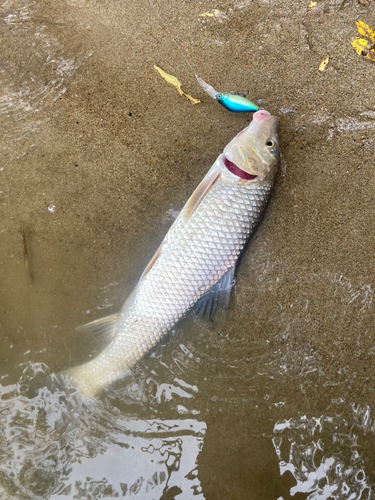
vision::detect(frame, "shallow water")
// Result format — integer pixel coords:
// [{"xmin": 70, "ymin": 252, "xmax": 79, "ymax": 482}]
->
[{"xmin": 1, "ymin": 0, "xmax": 375, "ymax": 498}]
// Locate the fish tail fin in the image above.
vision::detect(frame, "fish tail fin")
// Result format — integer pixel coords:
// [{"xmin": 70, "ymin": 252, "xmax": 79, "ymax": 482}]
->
[
  {"xmin": 64, "ymin": 363, "xmax": 104, "ymax": 397},
  {"xmin": 64, "ymin": 312, "xmax": 122, "ymax": 397}
]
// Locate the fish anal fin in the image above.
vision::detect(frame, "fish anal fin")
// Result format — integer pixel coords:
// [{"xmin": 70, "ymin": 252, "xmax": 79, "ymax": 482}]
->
[
  {"xmin": 185, "ymin": 170, "xmax": 220, "ymax": 220},
  {"xmin": 194, "ymin": 267, "xmax": 235, "ymax": 323},
  {"xmin": 76, "ymin": 313, "xmax": 120, "ymax": 344},
  {"xmin": 140, "ymin": 241, "xmax": 164, "ymax": 281}
]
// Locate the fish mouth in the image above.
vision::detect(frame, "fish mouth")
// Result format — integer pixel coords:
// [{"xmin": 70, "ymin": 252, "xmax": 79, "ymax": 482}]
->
[
  {"xmin": 223, "ymin": 156, "xmax": 258, "ymax": 180},
  {"xmin": 249, "ymin": 110, "xmax": 279, "ymax": 135},
  {"xmin": 252, "ymin": 109, "xmax": 271, "ymax": 122}
]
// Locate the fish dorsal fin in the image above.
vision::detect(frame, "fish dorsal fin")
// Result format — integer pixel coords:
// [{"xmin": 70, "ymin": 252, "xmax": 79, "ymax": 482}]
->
[
  {"xmin": 75, "ymin": 313, "xmax": 120, "ymax": 344},
  {"xmin": 194, "ymin": 266, "xmax": 235, "ymax": 323},
  {"xmin": 139, "ymin": 241, "xmax": 164, "ymax": 281},
  {"xmin": 185, "ymin": 170, "xmax": 220, "ymax": 220}
]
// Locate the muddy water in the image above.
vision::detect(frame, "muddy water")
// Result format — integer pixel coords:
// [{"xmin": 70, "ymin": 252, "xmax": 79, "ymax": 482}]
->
[{"xmin": 1, "ymin": 0, "xmax": 375, "ymax": 498}]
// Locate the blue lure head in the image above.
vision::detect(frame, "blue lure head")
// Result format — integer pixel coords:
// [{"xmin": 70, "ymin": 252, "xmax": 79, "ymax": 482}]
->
[{"xmin": 216, "ymin": 93, "xmax": 259, "ymax": 113}]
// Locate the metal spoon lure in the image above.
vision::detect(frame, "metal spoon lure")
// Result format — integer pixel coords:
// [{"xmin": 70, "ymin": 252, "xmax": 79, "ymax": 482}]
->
[{"xmin": 196, "ymin": 75, "xmax": 259, "ymax": 113}]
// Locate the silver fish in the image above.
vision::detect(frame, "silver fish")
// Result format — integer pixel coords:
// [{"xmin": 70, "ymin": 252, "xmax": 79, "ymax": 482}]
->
[{"xmin": 68, "ymin": 110, "xmax": 280, "ymax": 396}]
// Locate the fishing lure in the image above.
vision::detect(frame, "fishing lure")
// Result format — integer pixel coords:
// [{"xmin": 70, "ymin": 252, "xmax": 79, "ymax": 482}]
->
[{"xmin": 196, "ymin": 75, "xmax": 259, "ymax": 113}]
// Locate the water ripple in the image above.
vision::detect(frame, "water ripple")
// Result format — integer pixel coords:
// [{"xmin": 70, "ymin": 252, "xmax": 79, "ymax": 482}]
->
[{"xmin": 0, "ymin": 362, "xmax": 206, "ymax": 499}]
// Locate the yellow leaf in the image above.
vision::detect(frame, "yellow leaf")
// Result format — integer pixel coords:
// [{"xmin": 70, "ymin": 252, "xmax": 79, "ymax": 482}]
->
[
  {"xmin": 318, "ymin": 56, "xmax": 329, "ymax": 72},
  {"xmin": 154, "ymin": 66, "xmax": 201, "ymax": 105},
  {"xmin": 351, "ymin": 37, "xmax": 371, "ymax": 55},
  {"xmin": 154, "ymin": 66, "xmax": 182, "ymax": 91},
  {"xmin": 184, "ymin": 94, "xmax": 201, "ymax": 105},
  {"xmin": 308, "ymin": 1, "xmax": 317, "ymax": 9},
  {"xmin": 366, "ymin": 51, "xmax": 375, "ymax": 62},
  {"xmin": 199, "ymin": 9, "xmax": 222, "ymax": 17},
  {"xmin": 355, "ymin": 20, "xmax": 375, "ymax": 44}
]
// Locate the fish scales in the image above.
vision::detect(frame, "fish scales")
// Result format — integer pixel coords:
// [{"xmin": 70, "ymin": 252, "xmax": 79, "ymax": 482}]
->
[
  {"xmin": 68, "ymin": 110, "xmax": 280, "ymax": 395},
  {"xmin": 72, "ymin": 181, "xmax": 271, "ymax": 391}
]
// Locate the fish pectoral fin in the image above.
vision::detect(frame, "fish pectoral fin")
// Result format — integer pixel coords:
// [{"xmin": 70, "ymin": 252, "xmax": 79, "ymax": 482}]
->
[
  {"xmin": 194, "ymin": 266, "xmax": 235, "ymax": 323},
  {"xmin": 185, "ymin": 170, "xmax": 221, "ymax": 220},
  {"xmin": 75, "ymin": 313, "xmax": 120, "ymax": 344}
]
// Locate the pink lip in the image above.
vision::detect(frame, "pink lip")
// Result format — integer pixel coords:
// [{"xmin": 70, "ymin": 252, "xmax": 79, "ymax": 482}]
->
[{"xmin": 253, "ymin": 110, "xmax": 271, "ymax": 122}]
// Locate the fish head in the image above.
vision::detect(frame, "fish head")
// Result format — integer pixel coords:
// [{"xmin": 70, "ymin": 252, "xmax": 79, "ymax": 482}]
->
[{"xmin": 223, "ymin": 110, "xmax": 280, "ymax": 180}]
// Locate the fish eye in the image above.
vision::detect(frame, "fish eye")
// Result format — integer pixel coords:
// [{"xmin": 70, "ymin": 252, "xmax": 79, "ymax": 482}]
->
[
  {"xmin": 216, "ymin": 93, "xmax": 222, "ymax": 99},
  {"xmin": 266, "ymin": 140, "xmax": 274, "ymax": 147}
]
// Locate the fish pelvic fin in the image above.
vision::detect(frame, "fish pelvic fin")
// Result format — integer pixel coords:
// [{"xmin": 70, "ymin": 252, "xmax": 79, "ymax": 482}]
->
[
  {"xmin": 75, "ymin": 312, "xmax": 120, "ymax": 344},
  {"xmin": 194, "ymin": 266, "xmax": 235, "ymax": 323}
]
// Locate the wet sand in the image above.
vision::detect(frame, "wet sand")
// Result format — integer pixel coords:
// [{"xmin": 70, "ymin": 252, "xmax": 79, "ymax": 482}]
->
[{"xmin": 1, "ymin": 0, "xmax": 375, "ymax": 498}]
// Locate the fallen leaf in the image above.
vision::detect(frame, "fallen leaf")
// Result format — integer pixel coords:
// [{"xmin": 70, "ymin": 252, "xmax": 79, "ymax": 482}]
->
[
  {"xmin": 318, "ymin": 56, "xmax": 329, "ymax": 71},
  {"xmin": 355, "ymin": 20, "xmax": 375, "ymax": 43},
  {"xmin": 351, "ymin": 20, "xmax": 375, "ymax": 62},
  {"xmin": 183, "ymin": 93, "xmax": 200, "ymax": 105},
  {"xmin": 154, "ymin": 66, "xmax": 201, "ymax": 104},
  {"xmin": 352, "ymin": 38, "xmax": 375, "ymax": 61},
  {"xmin": 198, "ymin": 9, "xmax": 226, "ymax": 18},
  {"xmin": 154, "ymin": 66, "xmax": 183, "ymax": 94},
  {"xmin": 308, "ymin": 1, "xmax": 317, "ymax": 9},
  {"xmin": 351, "ymin": 37, "xmax": 371, "ymax": 55}
]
